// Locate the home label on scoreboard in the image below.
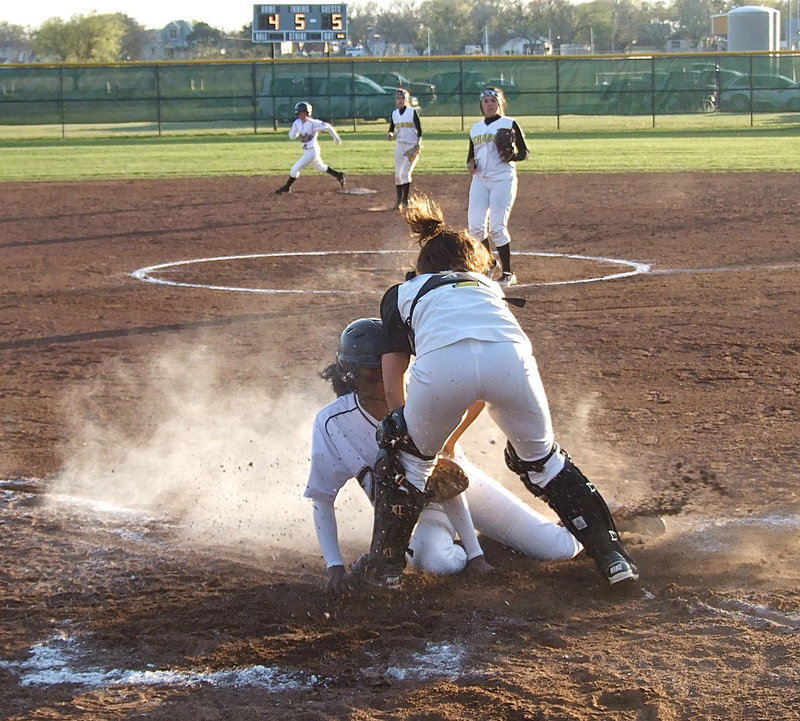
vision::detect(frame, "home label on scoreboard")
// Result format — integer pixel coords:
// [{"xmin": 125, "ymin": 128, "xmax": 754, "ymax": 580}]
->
[{"xmin": 252, "ymin": 4, "xmax": 348, "ymax": 43}]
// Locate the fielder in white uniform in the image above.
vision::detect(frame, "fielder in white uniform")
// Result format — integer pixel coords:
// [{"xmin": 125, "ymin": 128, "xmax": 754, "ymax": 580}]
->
[
  {"xmin": 467, "ymin": 87, "xmax": 529, "ymax": 287},
  {"xmin": 361, "ymin": 194, "xmax": 639, "ymax": 589},
  {"xmin": 304, "ymin": 318, "xmax": 581, "ymax": 594},
  {"xmin": 274, "ymin": 101, "xmax": 345, "ymax": 194},
  {"xmin": 387, "ymin": 88, "xmax": 422, "ymax": 210}
]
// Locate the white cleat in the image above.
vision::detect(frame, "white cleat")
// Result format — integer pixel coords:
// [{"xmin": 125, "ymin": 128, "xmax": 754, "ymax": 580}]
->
[{"xmin": 497, "ymin": 272, "xmax": 517, "ymax": 287}]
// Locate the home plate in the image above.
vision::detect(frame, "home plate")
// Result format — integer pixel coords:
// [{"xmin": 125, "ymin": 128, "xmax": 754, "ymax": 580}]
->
[
  {"xmin": 367, "ymin": 204, "xmax": 399, "ymax": 212},
  {"xmin": 341, "ymin": 188, "xmax": 377, "ymax": 194}
]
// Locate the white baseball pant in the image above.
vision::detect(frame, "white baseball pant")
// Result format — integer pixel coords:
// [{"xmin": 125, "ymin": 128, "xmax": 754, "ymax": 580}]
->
[
  {"xmin": 468, "ymin": 174, "xmax": 518, "ymax": 247},
  {"xmin": 394, "ymin": 142, "xmax": 419, "ymax": 185},
  {"xmin": 399, "ymin": 338, "xmax": 559, "ymax": 492},
  {"xmin": 291, "ymin": 146, "xmax": 327, "ymax": 178}
]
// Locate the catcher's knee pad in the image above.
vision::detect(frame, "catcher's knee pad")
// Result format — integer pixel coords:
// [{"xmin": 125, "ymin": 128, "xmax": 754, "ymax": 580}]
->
[
  {"xmin": 504, "ymin": 441, "xmax": 562, "ymax": 493},
  {"xmin": 376, "ymin": 407, "xmax": 436, "ymax": 461}
]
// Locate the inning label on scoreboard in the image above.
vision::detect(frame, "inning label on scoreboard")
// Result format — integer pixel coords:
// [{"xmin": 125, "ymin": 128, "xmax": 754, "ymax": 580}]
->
[{"xmin": 252, "ymin": 4, "xmax": 348, "ymax": 43}]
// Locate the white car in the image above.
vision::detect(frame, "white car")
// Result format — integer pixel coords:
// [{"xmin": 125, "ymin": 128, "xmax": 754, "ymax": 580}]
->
[{"xmin": 719, "ymin": 74, "xmax": 800, "ymax": 112}]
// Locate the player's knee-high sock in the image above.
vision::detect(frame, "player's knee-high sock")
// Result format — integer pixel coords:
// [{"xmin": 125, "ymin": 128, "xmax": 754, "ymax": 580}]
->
[
  {"xmin": 326, "ymin": 167, "xmax": 345, "ymax": 187},
  {"xmin": 396, "ymin": 184, "xmax": 403, "ymax": 206},
  {"xmin": 275, "ymin": 176, "xmax": 295, "ymax": 193},
  {"xmin": 497, "ymin": 243, "xmax": 512, "ymax": 274},
  {"xmin": 402, "ymin": 182, "xmax": 411, "ymax": 206}
]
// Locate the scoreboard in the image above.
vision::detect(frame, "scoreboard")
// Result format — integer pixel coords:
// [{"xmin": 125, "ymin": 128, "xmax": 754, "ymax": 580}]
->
[{"xmin": 252, "ymin": 4, "xmax": 348, "ymax": 43}]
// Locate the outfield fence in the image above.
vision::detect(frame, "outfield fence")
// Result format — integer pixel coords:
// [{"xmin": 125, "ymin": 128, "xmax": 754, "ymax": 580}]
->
[{"xmin": 2, "ymin": 52, "xmax": 799, "ymax": 136}]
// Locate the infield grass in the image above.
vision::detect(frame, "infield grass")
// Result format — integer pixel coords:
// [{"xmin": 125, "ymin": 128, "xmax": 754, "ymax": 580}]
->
[{"xmin": 1, "ymin": 113, "xmax": 799, "ymax": 181}]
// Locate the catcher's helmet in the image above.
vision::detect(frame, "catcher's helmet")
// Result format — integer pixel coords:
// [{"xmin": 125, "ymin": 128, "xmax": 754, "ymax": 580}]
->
[
  {"xmin": 295, "ymin": 101, "xmax": 312, "ymax": 115},
  {"xmin": 337, "ymin": 318, "xmax": 382, "ymax": 369}
]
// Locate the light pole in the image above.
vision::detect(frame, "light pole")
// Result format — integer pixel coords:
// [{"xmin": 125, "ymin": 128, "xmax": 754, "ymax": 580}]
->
[{"xmin": 427, "ymin": 27, "xmax": 431, "ymax": 56}]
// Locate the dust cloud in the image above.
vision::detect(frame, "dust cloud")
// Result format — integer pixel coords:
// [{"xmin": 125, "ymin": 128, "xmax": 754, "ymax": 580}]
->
[{"xmin": 50, "ymin": 344, "xmax": 374, "ymax": 562}]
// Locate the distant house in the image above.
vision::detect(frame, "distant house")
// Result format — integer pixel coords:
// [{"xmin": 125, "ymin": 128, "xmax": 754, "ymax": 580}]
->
[
  {"xmin": 664, "ymin": 38, "xmax": 695, "ymax": 53},
  {"xmin": 140, "ymin": 29, "xmax": 167, "ymax": 61},
  {"xmin": 0, "ymin": 40, "xmax": 33, "ymax": 64},
  {"xmin": 161, "ymin": 21, "xmax": 194, "ymax": 59}
]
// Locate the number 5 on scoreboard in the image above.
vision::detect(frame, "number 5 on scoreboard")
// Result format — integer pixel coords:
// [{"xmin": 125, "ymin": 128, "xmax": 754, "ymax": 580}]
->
[{"xmin": 294, "ymin": 12, "xmax": 306, "ymax": 30}]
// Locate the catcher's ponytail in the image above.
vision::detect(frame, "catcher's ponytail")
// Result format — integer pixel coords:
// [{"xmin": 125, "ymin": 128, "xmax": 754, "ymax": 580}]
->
[
  {"xmin": 403, "ymin": 193, "xmax": 445, "ymax": 242},
  {"xmin": 403, "ymin": 192, "xmax": 493, "ymax": 275}
]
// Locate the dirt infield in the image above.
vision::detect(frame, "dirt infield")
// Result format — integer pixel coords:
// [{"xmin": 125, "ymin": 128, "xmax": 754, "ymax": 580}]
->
[{"xmin": 1, "ymin": 172, "xmax": 798, "ymax": 720}]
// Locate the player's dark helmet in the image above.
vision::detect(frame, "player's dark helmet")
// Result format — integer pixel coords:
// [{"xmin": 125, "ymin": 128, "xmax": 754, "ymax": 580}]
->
[
  {"xmin": 324, "ymin": 318, "xmax": 382, "ymax": 396},
  {"xmin": 295, "ymin": 101, "xmax": 312, "ymax": 115},
  {"xmin": 337, "ymin": 318, "xmax": 382, "ymax": 369}
]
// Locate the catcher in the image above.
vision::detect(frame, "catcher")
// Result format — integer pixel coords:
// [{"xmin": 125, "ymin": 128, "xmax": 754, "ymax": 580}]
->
[
  {"xmin": 466, "ymin": 87, "xmax": 529, "ymax": 287},
  {"xmin": 304, "ymin": 318, "xmax": 582, "ymax": 594},
  {"xmin": 387, "ymin": 88, "xmax": 422, "ymax": 210},
  {"xmin": 274, "ymin": 101, "xmax": 345, "ymax": 195}
]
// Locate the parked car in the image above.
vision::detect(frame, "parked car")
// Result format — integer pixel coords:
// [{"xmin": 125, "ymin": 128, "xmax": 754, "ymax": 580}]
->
[
  {"xmin": 362, "ymin": 71, "xmax": 436, "ymax": 106},
  {"xmin": 426, "ymin": 70, "xmax": 517, "ymax": 98},
  {"xmin": 260, "ymin": 72, "xmax": 393, "ymax": 121},
  {"xmin": 598, "ymin": 69, "xmax": 716, "ymax": 113},
  {"xmin": 687, "ymin": 63, "xmax": 746, "ymax": 89},
  {"xmin": 718, "ymin": 74, "xmax": 800, "ymax": 112}
]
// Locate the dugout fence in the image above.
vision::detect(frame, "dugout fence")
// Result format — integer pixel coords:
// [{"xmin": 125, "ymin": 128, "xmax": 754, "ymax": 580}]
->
[{"xmin": 2, "ymin": 52, "xmax": 799, "ymax": 136}]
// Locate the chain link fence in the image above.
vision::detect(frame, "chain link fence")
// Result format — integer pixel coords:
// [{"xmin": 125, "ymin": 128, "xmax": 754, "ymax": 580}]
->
[{"xmin": 2, "ymin": 52, "xmax": 799, "ymax": 135}]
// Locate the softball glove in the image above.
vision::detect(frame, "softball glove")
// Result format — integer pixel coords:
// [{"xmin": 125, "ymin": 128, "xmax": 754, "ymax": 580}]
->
[
  {"xmin": 426, "ymin": 457, "xmax": 470, "ymax": 503},
  {"xmin": 494, "ymin": 128, "xmax": 516, "ymax": 162},
  {"xmin": 404, "ymin": 143, "xmax": 421, "ymax": 162}
]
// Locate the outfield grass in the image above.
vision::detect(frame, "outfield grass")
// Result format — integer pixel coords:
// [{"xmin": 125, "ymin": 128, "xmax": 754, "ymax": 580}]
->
[{"xmin": 1, "ymin": 113, "xmax": 799, "ymax": 181}]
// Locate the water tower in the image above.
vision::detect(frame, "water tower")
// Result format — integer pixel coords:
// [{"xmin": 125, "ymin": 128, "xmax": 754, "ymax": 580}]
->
[{"xmin": 727, "ymin": 6, "xmax": 781, "ymax": 51}]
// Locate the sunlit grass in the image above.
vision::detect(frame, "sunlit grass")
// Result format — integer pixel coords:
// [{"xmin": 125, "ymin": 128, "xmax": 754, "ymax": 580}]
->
[{"xmin": 1, "ymin": 113, "xmax": 799, "ymax": 181}]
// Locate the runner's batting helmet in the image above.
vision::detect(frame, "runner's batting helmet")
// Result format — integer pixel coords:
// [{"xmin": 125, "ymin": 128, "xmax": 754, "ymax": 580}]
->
[
  {"xmin": 295, "ymin": 101, "xmax": 312, "ymax": 115},
  {"xmin": 337, "ymin": 318, "xmax": 382, "ymax": 369}
]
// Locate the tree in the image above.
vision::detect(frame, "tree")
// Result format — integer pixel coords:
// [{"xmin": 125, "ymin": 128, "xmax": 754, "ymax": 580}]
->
[
  {"xmin": 116, "ymin": 14, "xmax": 148, "ymax": 61},
  {"xmin": 418, "ymin": 0, "xmax": 479, "ymax": 54},
  {"xmin": 187, "ymin": 21, "xmax": 224, "ymax": 58},
  {"xmin": 671, "ymin": 0, "xmax": 726, "ymax": 46},
  {"xmin": 573, "ymin": 1, "xmax": 614, "ymax": 50},
  {"xmin": 0, "ymin": 21, "xmax": 29, "ymax": 44},
  {"xmin": 33, "ymin": 13, "xmax": 126, "ymax": 62},
  {"xmin": 347, "ymin": 2, "xmax": 381, "ymax": 49}
]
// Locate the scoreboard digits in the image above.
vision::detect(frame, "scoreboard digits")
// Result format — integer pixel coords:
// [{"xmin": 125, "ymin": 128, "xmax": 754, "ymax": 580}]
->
[{"xmin": 253, "ymin": 4, "xmax": 348, "ymax": 43}]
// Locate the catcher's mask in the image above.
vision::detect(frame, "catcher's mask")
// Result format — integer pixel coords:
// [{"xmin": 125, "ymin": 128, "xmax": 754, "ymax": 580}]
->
[
  {"xmin": 295, "ymin": 101, "xmax": 312, "ymax": 116},
  {"xmin": 336, "ymin": 318, "xmax": 383, "ymax": 392}
]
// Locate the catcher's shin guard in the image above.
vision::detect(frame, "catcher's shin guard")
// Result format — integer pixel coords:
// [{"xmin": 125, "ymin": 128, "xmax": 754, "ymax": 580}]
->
[
  {"xmin": 363, "ymin": 447, "xmax": 426, "ymax": 587},
  {"xmin": 505, "ymin": 443, "xmax": 638, "ymax": 585}
]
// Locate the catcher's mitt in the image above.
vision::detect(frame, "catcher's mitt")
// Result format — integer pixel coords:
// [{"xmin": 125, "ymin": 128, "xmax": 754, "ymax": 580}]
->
[
  {"xmin": 426, "ymin": 457, "xmax": 470, "ymax": 503},
  {"xmin": 404, "ymin": 143, "xmax": 420, "ymax": 162},
  {"xmin": 494, "ymin": 127, "xmax": 516, "ymax": 162}
]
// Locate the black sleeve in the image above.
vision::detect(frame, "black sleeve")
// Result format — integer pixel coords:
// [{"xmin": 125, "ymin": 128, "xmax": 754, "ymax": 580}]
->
[
  {"xmin": 511, "ymin": 120, "xmax": 529, "ymax": 162},
  {"xmin": 414, "ymin": 110, "xmax": 422, "ymax": 138},
  {"xmin": 388, "ymin": 117, "xmax": 395, "ymax": 133},
  {"xmin": 467, "ymin": 137, "xmax": 475, "ymax": 164},
  {"xmin": 378, "ymin": 285, "xmax": 412, "ymax": 356}
]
